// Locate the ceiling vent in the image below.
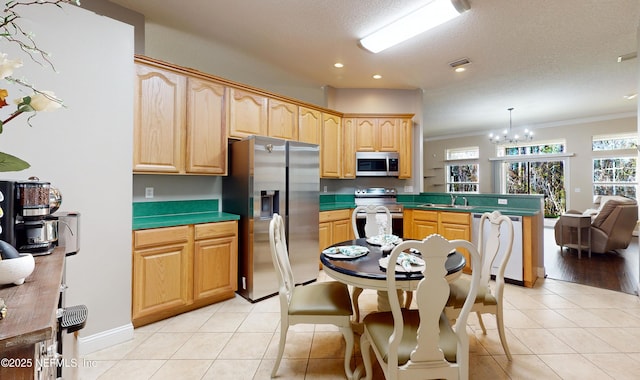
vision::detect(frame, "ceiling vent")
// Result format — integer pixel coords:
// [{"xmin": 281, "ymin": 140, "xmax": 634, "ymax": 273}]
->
[
  {"xmin": 617, "ymin": 52, "xmax": 637, "ymax": 63},
  {"xmin": 449, "ymin": 57, "xmax": 471, "ymax": 68}
]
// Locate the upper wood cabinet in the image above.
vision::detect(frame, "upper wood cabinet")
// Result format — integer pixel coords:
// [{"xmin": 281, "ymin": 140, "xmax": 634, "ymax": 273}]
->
[
  {"xmin": 228, "ymin": 88, "xmax": 268, "ymax": 138},
  {"xmin": 133, "ymin": 58, "xmax": 228, "ymax": 175},
  {"xmin": 342, "ymin": 117, "xmax": 356, "ymax": 179},
  {"xmin": 321, "ymin": 113, "xmax": 342, "ymax": 178},
  {"xmin": 355, "ymin": 117, "xmax": 399, "ymax": 152},
  {"xmin": 133, "ymin": 62, "xmax": 186, "ymax": 173},
  {"xmin": 186, "ymin": 77, "xmax": 227, "ymax": 175},
  {"xmin": 298, "ymin": 106, "xmax": 321, "ymax": 145},
  {"xmin": 398, "ymin": 117, "xmax": 413, "ymax": 179},
  {"xmin": 268, "ymin": 99, "xmax": 298, "ymax": 140}
]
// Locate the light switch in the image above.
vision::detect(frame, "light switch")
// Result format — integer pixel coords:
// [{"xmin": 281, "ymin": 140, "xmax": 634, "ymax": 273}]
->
[{"xmin": 145, "ymin": 187, "xmax": 154, "ymax": 199}]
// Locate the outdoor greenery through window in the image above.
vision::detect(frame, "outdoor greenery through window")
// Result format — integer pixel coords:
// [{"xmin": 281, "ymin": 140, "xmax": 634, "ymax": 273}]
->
[
  {"xmin": 446, "ymin": 146, "xmax": 479, "ymax": 193},
  {"xmin": 592, "ymin": 133, "xmax": 638, "ymax": 199},
  {"xmin": 500, "ymin": 140, "xmax": 567, "ymax": 217}
]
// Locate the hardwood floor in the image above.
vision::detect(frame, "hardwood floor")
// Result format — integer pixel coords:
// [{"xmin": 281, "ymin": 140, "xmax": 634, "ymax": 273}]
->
[{"xmin": 543, "ymin": 223, "xmax": 639, "ymax": 295}]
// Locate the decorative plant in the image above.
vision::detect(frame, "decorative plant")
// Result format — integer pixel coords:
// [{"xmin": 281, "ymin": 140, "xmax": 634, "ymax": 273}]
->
[{"xmin": 0, "ymin": 0, "xmax": 80, "ymax": 172}]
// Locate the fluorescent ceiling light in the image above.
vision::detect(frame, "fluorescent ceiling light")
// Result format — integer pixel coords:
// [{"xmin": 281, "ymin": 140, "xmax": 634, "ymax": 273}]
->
[{"xmin": 360, "ymin": 0, "xmax": 470, "ymax": 53}]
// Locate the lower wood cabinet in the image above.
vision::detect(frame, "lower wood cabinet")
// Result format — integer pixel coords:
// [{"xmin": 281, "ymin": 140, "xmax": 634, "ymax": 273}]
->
[
  {"xmin": 319, "ymin": 209, "xmax": 355, "ymax": 267},
  {"xmin": 132, "ymin": 220, "xmax": 238, "ymax": 327}
]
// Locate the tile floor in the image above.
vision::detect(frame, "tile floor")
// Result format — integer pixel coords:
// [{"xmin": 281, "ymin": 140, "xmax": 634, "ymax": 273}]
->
[{"xmin": 72, "ymin": 270, "xmax": 640, "ymax": 380}]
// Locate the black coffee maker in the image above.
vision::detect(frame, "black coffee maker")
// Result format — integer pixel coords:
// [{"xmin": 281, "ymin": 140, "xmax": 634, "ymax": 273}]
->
[{"xmin": 0, "ymin": 178, "xmax": 58, "ymax": 255}]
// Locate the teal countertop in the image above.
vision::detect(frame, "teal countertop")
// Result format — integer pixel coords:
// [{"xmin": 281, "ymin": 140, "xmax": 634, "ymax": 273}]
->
[
  {"xmin": 133, "ymin": 199, "xmax": 239, "ymax": 230},
  {"xmin": 320, "ymin": 192, "xmax": 542, "ymax": 216}
]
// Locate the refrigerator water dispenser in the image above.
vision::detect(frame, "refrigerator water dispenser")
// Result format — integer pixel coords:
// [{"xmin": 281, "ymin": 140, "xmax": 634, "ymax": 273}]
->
[{"xmin": 260, "ymin": 190, "xmax": 280, "ymax": 219}]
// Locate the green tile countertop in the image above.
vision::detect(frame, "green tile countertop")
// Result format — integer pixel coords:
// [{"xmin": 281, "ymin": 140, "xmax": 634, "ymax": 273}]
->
[
  {"xmin": 133, "ymin": 199, "xmax": 240, "ymax": 230},
  {"xmin": 320, "ymin": 194, "xmax": 356, "ymax": 211}
]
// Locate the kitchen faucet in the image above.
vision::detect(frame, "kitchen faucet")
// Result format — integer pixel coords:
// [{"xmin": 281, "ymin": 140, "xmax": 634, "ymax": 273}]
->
[
  {"xmin": 462, "ymin": 197, "xmax": 468, "ymax": 206},
  {"xmin": 450, "ymin": 194, "xmax": 457, "ymax": 206}
]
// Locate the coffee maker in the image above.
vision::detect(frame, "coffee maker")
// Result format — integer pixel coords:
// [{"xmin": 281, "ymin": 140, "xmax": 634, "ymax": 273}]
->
[{"xmin": 0, "ymin": 178, "xmax": 58, "ymax": 255}]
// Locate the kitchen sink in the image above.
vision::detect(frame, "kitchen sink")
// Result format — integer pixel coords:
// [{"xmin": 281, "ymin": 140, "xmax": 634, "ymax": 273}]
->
[{"xmin": 419, "ymin": 203, "xmax": 475, "ymax": 210}]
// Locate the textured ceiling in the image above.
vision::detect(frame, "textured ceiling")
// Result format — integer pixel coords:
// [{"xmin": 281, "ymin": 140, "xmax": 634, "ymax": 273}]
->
[{"xmin": 108, "ymin": 0, "xmax": 640, "ymax": 138}]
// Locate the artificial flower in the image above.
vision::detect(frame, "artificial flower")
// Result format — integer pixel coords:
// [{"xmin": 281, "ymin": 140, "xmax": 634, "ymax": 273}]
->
[
  {"xmin": 16, "ymin": 91, "xmax": 62, "ymax": 112},
  {"xmin": 0, "ymin": 53, "xmax": 22, "ymax": 80}
]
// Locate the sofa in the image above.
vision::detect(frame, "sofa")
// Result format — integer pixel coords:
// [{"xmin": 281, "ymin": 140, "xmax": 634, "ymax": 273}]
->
[{"xmin": 554, "ymin": 195, "xmax": 638, "ymax": 254}]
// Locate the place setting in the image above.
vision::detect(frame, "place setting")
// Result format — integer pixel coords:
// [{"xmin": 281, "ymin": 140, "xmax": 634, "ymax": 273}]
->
[{"xmin": 322, "ymin": 245, "xmax": 370, "ymax": 259}]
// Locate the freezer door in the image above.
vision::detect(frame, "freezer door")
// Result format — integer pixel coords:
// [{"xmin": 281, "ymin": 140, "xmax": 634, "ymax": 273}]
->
[{"xmin": 286, "ymin": 141, "xmax": 320, "ymax": 284}]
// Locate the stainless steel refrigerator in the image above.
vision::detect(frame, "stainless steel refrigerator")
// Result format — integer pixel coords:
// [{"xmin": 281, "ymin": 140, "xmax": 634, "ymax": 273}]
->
[{"xmin": 223, "ymin": 135, "xmax": 320, "ymax": 302}]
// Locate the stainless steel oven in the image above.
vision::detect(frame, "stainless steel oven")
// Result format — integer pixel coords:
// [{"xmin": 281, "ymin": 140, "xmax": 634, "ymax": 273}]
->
[{"xmin": 354, "ymin": 187, "xmax": 403, "ymax": 237}]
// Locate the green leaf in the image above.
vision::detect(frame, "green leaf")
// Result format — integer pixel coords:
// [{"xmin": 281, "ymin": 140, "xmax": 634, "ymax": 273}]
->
[{"xmin": 0, "ymin": 152, "xmax": 30, "ymax": 172}]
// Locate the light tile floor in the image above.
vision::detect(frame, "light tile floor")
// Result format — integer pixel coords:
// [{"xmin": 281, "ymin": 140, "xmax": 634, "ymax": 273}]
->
[{"xmin": 74, "ymin": 272, "xmax": 640, "ymax": 380}]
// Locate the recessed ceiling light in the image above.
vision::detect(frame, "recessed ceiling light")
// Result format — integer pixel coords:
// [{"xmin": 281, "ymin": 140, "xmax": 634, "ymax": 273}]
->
[
  {"xmin": 334, "ymin": 62, "xmax": 344, "ymax": 68},
  {"xmin": 372, "ymin": 74, "xmax": 382, "ymax": 79},
  {"xmin": 454, "ymin": 67, "xmax": 466, "ymax": 73},
  {"xmin": 624, "ymin": 93, "xmax": 638, "ymax": 100}
]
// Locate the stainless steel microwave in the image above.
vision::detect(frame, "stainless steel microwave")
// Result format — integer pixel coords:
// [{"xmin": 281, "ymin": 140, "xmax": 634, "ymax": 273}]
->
[{"xmin": 355, "ymin": 152, "xmax": 399, "ymax": 177}]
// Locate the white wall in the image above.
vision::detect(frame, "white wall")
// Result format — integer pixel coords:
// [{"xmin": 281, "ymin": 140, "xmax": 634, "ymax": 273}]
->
[{"xmin": 0, "ymin": 4, "xmax": 134, "ymax": 353}]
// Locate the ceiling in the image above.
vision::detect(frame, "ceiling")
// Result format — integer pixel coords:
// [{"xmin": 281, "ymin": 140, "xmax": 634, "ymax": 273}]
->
[{"xmin": 108, "ymin": 0, "xmax": 640, "ymax": 138}]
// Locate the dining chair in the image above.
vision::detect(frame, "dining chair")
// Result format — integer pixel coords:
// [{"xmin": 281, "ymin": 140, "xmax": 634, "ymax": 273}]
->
[
  {"xmin": 356, "ymin": 234, "xmax": 482, "ymax": 380},
  {"xmin": 350, "ymin": 205, "xmax": 411, "ymax": 319},
  {"xmin": 268, "ymin": 213, "xmax": 355, "ymax": 379},
  {"xmin": 445, "ymin": 210, "xmax": 514, "ymax": 360}
]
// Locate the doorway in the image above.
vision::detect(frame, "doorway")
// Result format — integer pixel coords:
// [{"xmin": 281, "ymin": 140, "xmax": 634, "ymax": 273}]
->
[{"xmin": 503, "ymin": 159, "xmax": 566, "ymax": 217}]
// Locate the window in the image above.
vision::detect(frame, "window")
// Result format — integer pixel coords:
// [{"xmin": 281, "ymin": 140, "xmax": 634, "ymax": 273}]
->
[
  {"xmin": 592, "ymin": 133, "xmax": 637, "ymax": 199},
  {"xmin": 446, "ymin": 147, "xmax": 479, "ymax": 193},
  {"xmin": 500, "ymin": 142, "xmax": 565, "ymax": 157}
]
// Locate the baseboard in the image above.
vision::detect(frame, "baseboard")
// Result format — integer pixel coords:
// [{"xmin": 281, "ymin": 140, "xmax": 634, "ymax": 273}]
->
[
  {"xmin": 537, "ymin": 266, "xmax": 546, "ymax": 279},
  {"xmin": 77, "ymin": 323, "xmax": 134, "ymax": 356}
]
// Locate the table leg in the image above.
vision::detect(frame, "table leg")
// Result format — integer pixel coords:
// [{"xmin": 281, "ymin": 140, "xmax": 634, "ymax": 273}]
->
[
  {"xmin": 577, "ymin": 224, "xmax": 582, "ymax": 259},
  {"xmin": 376, "ymin": 290, "xmax": 405, "ymax": 312},
  {"xmin": 351, "ymin": 287, "xmax": 363, "ymax": 323}
]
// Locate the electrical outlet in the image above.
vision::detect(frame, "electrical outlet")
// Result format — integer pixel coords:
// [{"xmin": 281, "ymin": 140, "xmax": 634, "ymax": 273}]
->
[
  {"xmin": 498, "ymin": 198, "xmax": 508, "ymax": 205},
  {"xmin": 323, "ymin": 186, "xmax": 328, "ymax": 193},
  {"xmin": 145, "ymin": 187, "xmax": 154, "ymax": 199},
  {"xmin": 404, "ymin": 185, "xmax": 414, "ymax": 193}
]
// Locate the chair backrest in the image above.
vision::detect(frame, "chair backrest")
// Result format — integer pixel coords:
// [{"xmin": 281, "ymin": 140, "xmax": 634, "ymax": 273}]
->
[
  {"xmin": 385, "ymin": 234, "xmax": 481, "ymax": 378},
  {"xmin": 351, "ymin": 205, "xmax": 392, "ymax": 238},
  {"xmin": 477, "ymin": 211, "xmax": 514, "ymax": 293},
  {"xmin": 269, "ymin": 213, "xmax": 295, "ymax": 306}
]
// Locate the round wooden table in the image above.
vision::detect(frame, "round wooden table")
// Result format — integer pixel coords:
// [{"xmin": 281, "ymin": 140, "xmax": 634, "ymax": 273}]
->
[{"xmin": 321, "ymin": 238, "xmax": 466, "ymax": 321}]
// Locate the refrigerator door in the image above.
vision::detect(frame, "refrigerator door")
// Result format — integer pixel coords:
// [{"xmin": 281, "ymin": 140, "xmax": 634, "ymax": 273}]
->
[
  {"xmin": 224, "ymin": 136, "xmax": 286, "ymax": 301},
  {"xmin": 286, "ymin": 141, "xmax": 320, "ymax": 285}
]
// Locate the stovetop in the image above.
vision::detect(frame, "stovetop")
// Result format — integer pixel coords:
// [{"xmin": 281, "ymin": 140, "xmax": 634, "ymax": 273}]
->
[{"xmin": 354, "ymin": 188, "xmax": 403, "ymax": 213}]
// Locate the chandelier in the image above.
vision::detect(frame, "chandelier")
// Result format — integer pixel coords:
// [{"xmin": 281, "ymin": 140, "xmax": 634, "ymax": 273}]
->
[{"xmin": 488, "ymin": 107, "xmax": 533, "ymax": 144}]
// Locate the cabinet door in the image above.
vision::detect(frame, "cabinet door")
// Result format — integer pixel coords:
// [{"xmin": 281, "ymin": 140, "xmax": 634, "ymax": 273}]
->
[
  {"xmin": 332, "ymin": 219, "xmax": 353, "ymax": 244},
  {"xmin": 186, "ymin": 77, "xmax": 227, "ymax": 174},
  {"xmin": 355, "ymin": 118, "xmax": 377, "ymax": 151},
  {"xmin": 133, "ymin": 63, "xmax": 186, "ymax": 173},
  {"xmin": 399, "ymin": 117, "xmax": 413, "ymax": 179},
  {"xmin": 377, "ymin": 118, "xmax": 399, "ymax": 151},
  {"xmin": 413, "ymin": 221, "xmax": 438, "ymax": 240},
  {"xmin": 298, "ymin": 106, "xmax": 321, "ymax": 145},
  {"xmin": 132, "ymin": 242, "xmax": 192, "ymax": 321},
  {"xmin": 342, "ymin": 118, "xmax": 356, "ymax": 178},
  {"xmin": 268, "ymin": 99, "xmax": 298, "ymax": 140},
  {"xmin": 321, "ymin": 113, "xmax": 342, "ymax": 178},
  {"xmin": 228, "ymin": 88, "xmax": 268, "ymax": 138},
  {"xmin": 193, "ymin": 235, "xmax": 238, "ymax": 301}
]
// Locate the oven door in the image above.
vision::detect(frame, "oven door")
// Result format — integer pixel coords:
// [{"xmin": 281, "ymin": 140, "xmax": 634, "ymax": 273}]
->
[{"xmin": 355, "ymin": 213, "xmax": 403, "ymax": 238}]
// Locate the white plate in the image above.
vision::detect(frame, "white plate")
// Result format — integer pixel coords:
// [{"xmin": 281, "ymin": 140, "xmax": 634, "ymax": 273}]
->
[
  {"xmin": 366, "ymin": 234, "xmax": 403, "ymax": 246},
  {"xmin": 323, "ymin": 245, "xmax": 369, "ymax": 259},
  {"xmin": 379, "ymin": 253, "xmax": 425, "ymax": 273}
]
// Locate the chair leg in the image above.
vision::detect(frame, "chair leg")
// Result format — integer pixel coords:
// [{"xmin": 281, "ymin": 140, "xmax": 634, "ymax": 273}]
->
[
  {"xmin": 271, "ymin": 324, "xmax": 289, "ymax": 377},
  {"xmin": 358, "ymin": 333, "xmax": 374, "ymax": 380},
  {"xmin": 352, "ymin": 287, "xmax": 364, "ymax": 322},
  {"xmin": 339, "ymin": 326, "xmax": 355, "ymax": 380},
  {"xmin": 496, "ymin": 307, "xmax": 513, "ymax": 360},
  {"xmin": 476, "ymin": 311, "xmax": 487, "ymax": 334}
]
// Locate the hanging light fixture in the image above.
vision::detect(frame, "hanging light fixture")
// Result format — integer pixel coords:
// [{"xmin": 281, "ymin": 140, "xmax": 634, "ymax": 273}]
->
[{"xmin": 489, "ymin": 107, "xmax": 533, "ymax": 144}]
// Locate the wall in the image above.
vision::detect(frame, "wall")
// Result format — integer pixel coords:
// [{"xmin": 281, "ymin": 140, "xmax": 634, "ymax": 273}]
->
[
  {"xmin": 0, "ymin": 4, "xmax": 134, "ymax": 354},
  {"xmin": 424, "ymin": 115, "xmax": 637, "ymax": 212}
]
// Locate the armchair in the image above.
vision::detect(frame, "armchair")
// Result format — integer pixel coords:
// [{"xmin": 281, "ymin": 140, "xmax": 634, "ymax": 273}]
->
[{"xmin": 554, "ymin": 196, "xmax": 638, "ymax": 254}]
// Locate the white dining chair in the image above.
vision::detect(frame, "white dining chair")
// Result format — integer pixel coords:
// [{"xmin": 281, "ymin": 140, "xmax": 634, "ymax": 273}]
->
[
  {"xmin": 355, "ymin": 234, "xmax": 482, "ymax": 380},
  {"xmin": 445, "ymin": 210, "xmax": 514, "ymax": 360},
  {"xmin": 269, "ymin": 213, "xmax": 355, "ymax": 378}
]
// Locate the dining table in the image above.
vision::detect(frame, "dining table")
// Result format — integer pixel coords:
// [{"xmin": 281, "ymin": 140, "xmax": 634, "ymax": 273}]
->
[{"xmin": 320, "ymin": 237, "xmax": 467, "ymax": 321}]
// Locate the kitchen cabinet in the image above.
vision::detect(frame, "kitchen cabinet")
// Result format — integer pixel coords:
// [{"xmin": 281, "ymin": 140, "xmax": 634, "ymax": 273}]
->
[
  {"xmin": 405, "ymin": 209, "xmax": 471, "ymax": 271},
  {"xmin": 319, "ymin": 209, "xmax": 354, "ymax": 254},
  {"xmin": 342, "ymin": 117, "xmax": 357, "ymax": 178},
  {"xmin": 186, "ymin": 77, "xmax": 228, "ymax": 174},
  {"xmin": 268, "ymin": 98, "xmax": 298, "ymax": 140},
  {"xmin": 228, "ymin": 88, "xmax": 268, "ymax": 138},
  {"xmin": 133, "ymin": 58, "xmax": 228, "ymax": 175},
  {"xmin": 298, "ymin": 106, "xmax": 321, "ymax": 145},
  {"xmin": 133, "ymin": 62, "xmax": 186, "ymax": 173},
  {"xmin": 398, "ymin": 117, "xmax": 413, "ymax": 179},
  {"xmin": 354, "ymin": 117, "xmax": 399, "ymax": 152},
  {"xmin": 132, "ymin": 220, "xmax": 238, "ymax": 327},
  {"xmin": 321, "ymin": 113, "xmax": 342, "ymax": 178}
]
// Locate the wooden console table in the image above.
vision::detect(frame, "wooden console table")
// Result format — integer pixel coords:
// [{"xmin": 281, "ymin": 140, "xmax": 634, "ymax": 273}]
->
[{"xmin": 559, "ymin": 214, "xmax": 591, "ymax": 259}]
